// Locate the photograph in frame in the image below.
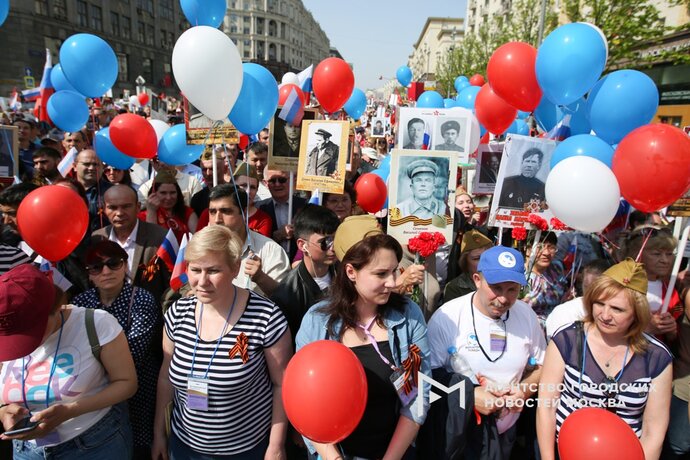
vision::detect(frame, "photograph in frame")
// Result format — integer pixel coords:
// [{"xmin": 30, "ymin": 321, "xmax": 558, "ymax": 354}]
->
[
  {"xmin": 296, "ymin": 120, "xmax": 348, "ymax": 194},
  {"xmin": 0, "ymin": 126, "xmax": 18, "ymax": 179},
  {"xmin": 267, "ymin": 108, "xmax": 318, "ymax": 172},
  {"xmin": 489, "ymin": 135, "xmax": 557, "ymax": 228},
  {"xmin": 473, "ymin": 142, "xmax": 505, "ymax": 194},
  {"xmin": 184, "ymin": 97, "xmax": 239, "ymax": 145},
  {"xmin": 370, "ymin": 117, "xmax": 389, "ymax": 137},
  {"xmin": 387, "ymin": 148, "xmax": 456, "ymax": 246},
  {"xmin": 396, "ymin": 107, "xmax": 472, "ymax": 164}
]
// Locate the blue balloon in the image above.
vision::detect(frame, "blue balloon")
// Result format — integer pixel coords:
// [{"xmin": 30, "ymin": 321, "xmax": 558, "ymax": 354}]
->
[
  {"xmin": 94, "ymin": 128, "xmax": 135, "ymax": 170},
  {"xmin": 396, "ymin": 66, "xmax": 412, "ymax": 87},
  {"xmin": 343, "ymin": 88, "xmax": 367, "ymax": 120},
  {"xmin": 59, "ymin": 34, "xmax": 118, "ymax": 97},
  {"xmin": 587, "ymin": 70, "xmax": 659, "ymax": 145},
  {"xmin": 534, "ymin": 97, "xmax": 591, "ymax": 136},
  {"xmin": 51, "ymin": 64, "xmax": 80, "ymax": 94},
  {"xmin": 536, "ymin": 23, "xmax": 607, "ymax": 105},
  {"xmin": 504, "ymin": 119, "xmax": 530, "ymax": 136},
  {"xmin": 229, "ymin": 63, "xmax": 279, "ymax": 135},
  {"xmin": 180, "ymin": 0, "xmax": 226, "ymax": 28},
  {"xmin": 550, "ymin": 134, "xmax": 614, "ymax": 169},
  {"xmin": 454, "ymin": 76, "xmax": 469, "ymax": 92},
  {"xmin": 158, "ymin": 124, "xmax": 205, "ymax": 166},
  {"xmin": 417, "ymin": 91, "xmax": 444, "ymax": 109},
  {"xmin": 47, "ymin": 90, "xmax": 89, "ymax": 132},
  {"xmin": 517, "ymin": 110, "xmax": 530, "ymax": 119},
  {"xmin": 456, "ymin": 86, "xmax": 481, "ymax": 110},
  {"xmin": 443, "ymin": 98, "xmax": 456, "ymax": 109},
  {"xmin": 0, "ymin": 0, "xmax": 9, "ymax": 27}
]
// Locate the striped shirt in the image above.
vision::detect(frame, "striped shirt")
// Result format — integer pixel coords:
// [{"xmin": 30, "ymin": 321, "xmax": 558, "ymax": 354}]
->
[
  {"xmin": 0, "ymin": 244, "xmax": 30, "ymax": 275},
  {"xmin": 552, "ymin": 323, "xmax": 672, "ymax": 437},
  {"xmin": 164, "ymin": 292, "xmax": 288, "ymax": 455}
]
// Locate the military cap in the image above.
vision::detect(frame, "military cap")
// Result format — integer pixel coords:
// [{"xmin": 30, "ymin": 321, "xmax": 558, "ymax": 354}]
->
[
  {"xmin": 406, "ymin": 159, "xmax": 439, "ymax": 179},
  {"xmin": 603, "ymin": 258, "xmax": 648, "ymax": 294},
  {"xmin": 440, "ymin": 120, "xmax": 460, "ymax": 134}
]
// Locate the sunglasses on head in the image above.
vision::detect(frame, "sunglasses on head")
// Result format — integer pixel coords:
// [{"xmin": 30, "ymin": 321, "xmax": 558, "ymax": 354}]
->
[
  {"xmin": 268, "ymin": 177, "xmax": 288, "ymax": 185},
  {"xmin": 86, "ymin": 258, "xmax": 125, "ymax": 275}
]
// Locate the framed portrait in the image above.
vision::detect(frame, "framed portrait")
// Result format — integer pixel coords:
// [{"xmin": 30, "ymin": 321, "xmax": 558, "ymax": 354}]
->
[
  {"xmin": 346, "ymin": 134, "xmax": 355, "ymax": 172},
  {"xmin": 183, "ymin": 97, "xmax": 239, "ymax": 145},
  {"xmin": 0, "ymin": 126, "xmax": 18, "ymax": 179},
  {"xmin": 370, "ymin": 117, "xmax": 389, "ymax": 137},
  {"xmin": 473, "ymin": 142, "xmax": 505, "ymax": 195},
  {"xmin": 387, "ymin": 148, "xmax": 457, "ymax": 246},
  {"xmin": 489, "ymin": 135, "xmax": 557, "ymax": 228},
  {"xmin": 267, "ymin": 108, "xmax": 318, "ymax": 172},
  {"xmin": 296, "ymin": 120, "xmax": 348, "ymax": 194},
  {"xmin": 396, "ymin": 107, "xmax": 472, "ymax": 164}
]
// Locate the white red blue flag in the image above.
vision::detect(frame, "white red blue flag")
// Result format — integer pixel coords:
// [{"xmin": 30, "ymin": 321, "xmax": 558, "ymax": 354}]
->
[
  {"xmin": 297, "ymin": 64, "xmax": 313, "ymax": 94},
  {"xmin": 421, "ymin": 123, "xmax": 431, "ymax": 150},
  {"xmin": 57, "ymin": 147, "xmax": 78, "ymax": 177},
  {"xmin": 33, "ymin": 49, "xmax": 54, "ymax": 123},
  {"xmin": 170, "ymin": 233, "xmax": 190, "ymax": 291},
  {"xmin": 278, "ymin": 87, "xmax": 304, "ymax": 126},
  {"xmin": 545, "ymin": 114, "xmax": 571, "ymax": 141},
  {"xmin": 156, "ymin": 229, "xmax": 180, "ymax": 272}
]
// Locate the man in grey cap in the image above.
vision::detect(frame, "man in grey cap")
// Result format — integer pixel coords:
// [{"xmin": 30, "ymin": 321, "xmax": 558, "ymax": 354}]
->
[
  {"xmin": 398, "ymin": 159, "xmax": 449, "ymax": 219},
  {"xmin": 434, "ymin": 120, "xmax": 464, "ymax": 152},
  {"xmin": 305, "ymin": 127, "xmax": 339, "ymax": 176}
]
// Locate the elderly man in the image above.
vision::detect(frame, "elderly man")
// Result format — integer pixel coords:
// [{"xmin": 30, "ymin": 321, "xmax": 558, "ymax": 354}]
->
[
  {"xmin": 498, "ymin": 148, "xmax": 546, "ymax": 210},
  {"xmin": 426, "ymin": 246, "xmax": 546, "ymax": 459},
  {"xmin": 305, "ymin": 128, "xmax": 339, "ymax": 176},
  {"xmin": 62, "ymin": 131, "xmax": 88, "ymax": 154},
  {"xmin": 92, "ymin": 184, "xmax": 171, "ymax": 301},
  {"xmin": 403, "ymin": 117, "xmax": 426, "ymax": 149},
  {"xmin": 397, "ymin": 159, "xmax": 449, "ymax": 219},
  {"xmin": 74, "ymin": 149, "xmax": 112, "ymax": 233},
  {"xmin": 434, "ymin": 120, "xmax": 464, "ymax": 152}
]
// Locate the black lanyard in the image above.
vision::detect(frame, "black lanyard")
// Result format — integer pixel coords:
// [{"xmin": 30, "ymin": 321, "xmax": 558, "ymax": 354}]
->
[{"xmin": 470, "ymin": 293, "xmax": 509, "ymax": 363}]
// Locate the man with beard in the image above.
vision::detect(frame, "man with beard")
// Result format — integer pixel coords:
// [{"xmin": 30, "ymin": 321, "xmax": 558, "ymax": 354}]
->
[
  {"xmin": 0, "ymin": 183, "xmax": 39, "ymax": 247},
  {"xmin": 498, "ymin": 148, "xmax": 546, "ymax": 210},
  {"xmin": 32, "ymin": 146, "xmax": 62, "ymax": 185}
]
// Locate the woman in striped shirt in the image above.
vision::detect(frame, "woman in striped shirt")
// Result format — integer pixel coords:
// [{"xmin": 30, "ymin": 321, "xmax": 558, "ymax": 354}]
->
[
  {"xmin": 151, "ymin": 225, "xmax": 291, "ymax": 459},
  {"xmin": 536, "ymin": 259, "xmax": 672, "ymax": 460}
]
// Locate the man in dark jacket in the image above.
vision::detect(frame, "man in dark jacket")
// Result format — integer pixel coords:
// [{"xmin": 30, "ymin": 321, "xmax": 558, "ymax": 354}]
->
[{"xmin": 271, "ymin": 204, "xmax": 340, "ymax": 342}]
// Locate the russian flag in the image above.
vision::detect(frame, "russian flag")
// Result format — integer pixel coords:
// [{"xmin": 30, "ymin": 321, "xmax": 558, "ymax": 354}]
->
[
  {"xmin": 545, "ymin": 114, "xmax": 571, "ymax": 141},
  {"xmin": 156, "ymin": 229, "xmax": 180, "ymax": 272},
  {"xmin": 278, "ymin": 87, "xmax": 304, "ymax": 126},
  {"xmin": 170, "ymin": 233, "xmax": 190, "ymax": 291},
  {"xmin": 297, "ymin": 64, "xmax": 313, "ymax": 94},
  {"xmin": 562, "ymin": 238, "xmax": 578, "ymax": 273},
  {"xmin": 33, "ymin": 49, "xmax": 54, "ymax": 123},
  {"xmin": 421, "ymin": 123, "xmax": 431, "ymax": 150},
  {"xmin": 21, "ymin": 88, "xmax": 40, "ymax": 102},
  {"xmin": 57, "ymin": 147, "xmax": 78, "ymax": 177},
  {"xmin": 309, "ymin": 189, "xmax": 321, "ymax": 205},
  {"xmin": 9, "ymin": 88, "xmax": 20, "ymax": 110}
]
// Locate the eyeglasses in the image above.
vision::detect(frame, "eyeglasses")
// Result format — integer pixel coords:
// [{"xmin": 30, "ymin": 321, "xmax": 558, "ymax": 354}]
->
[
  {"xmin": 307, "ymin": 236, "xmax": 334, "ymax": 251},
  {"xmin": 267, "ymin": 177, "xmax": 288, "ymax": 185},
  {"xmin": 86, "ymin": 258, "xmax": 125, "ymax": 275},
  {"xmin": 628, "ymin": 225, "xmax": 673, "ymax": 240},
  {"xmin": 537, "ymin": 243, "xmax": 558, "ymax": 254}
]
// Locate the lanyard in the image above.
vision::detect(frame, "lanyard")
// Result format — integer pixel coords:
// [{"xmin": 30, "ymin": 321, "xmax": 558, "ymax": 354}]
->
[
  {"xmin": 470, "ymin": 294, "xmax": 509, "ymax": 363},
  {"xmin": 22, "ymin": 311, "xmax": 65, "ymax": 411},
  {"xmin": 357, "ymin": 317, "xmax": 397, "ymax": 372},
  {"xmin": 189, "ymin": 288, "xmax": 238, "ymax": 380},
  {"xmin": 578, "ymin": 327, "xmax": 630, "ymax": 399}
]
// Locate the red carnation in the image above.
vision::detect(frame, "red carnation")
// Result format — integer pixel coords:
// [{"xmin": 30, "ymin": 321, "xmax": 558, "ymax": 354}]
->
[
  {"xmin": 512, "ymin": 227, "xmax": 528, "ymax": 241},
  {"xmin": 550, "ymin": 218, "xmax": 568, "ymax": 231},
  {"xmin": 527, "ymin": 214, "xmax": 548, "ymax": 231}
]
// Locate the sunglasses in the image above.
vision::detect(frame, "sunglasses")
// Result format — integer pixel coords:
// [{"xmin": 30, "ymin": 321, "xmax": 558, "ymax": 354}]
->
[
  {"xmin": 104, "ymin": 166, "xmax": 123, "ymax": 172},
  {"xmin": 602, "ymin": 376, "xmax": 619, "ymax": 413},
  {"xmin": 308, "ymin": 236, "xmax": 334, "ymax": 251},
  {"xmin": 629, "ymin": 226, "xmax": 673, "ymax": 240},
  {"xmin": 86, "ymin": 258, "xmax": 125, "ymax": 275},
  {"xmin": 268, "ymin": 177, "xmax": 288, "ymax": 185}
]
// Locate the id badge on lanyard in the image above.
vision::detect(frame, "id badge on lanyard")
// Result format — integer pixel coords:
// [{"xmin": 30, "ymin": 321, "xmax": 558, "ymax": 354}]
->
[
  {"xmin": 489, "ymin": 322, "xmax": 507, "ymax": 353},
  {"xmin": 187, "ymin": 375, "xmax": 210, "ymax": 411}
]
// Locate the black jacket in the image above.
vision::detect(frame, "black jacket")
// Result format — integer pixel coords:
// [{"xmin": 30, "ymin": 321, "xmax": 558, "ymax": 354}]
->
[{"xmin": 256, "ymin": 195, "xmax": 307, "ymax": 260}]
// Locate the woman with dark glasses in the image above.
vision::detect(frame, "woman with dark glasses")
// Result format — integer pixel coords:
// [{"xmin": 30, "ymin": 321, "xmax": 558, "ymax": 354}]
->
[
  {"xmin": 537, "ymin": 259, "xmax": 672, "ymax": 460},
  {"xmin": 103, "ymin": 165, "xmax": 132, "ymax": 186},
  {"xmin": 73, "ymin": 240, "xmax": 161, "ymax": 459}
]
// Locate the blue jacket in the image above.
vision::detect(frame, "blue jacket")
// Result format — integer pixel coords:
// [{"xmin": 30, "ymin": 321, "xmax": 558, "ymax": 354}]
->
[{"xmin": 295, "ymin": 298, "xmax": 431, "ymax": 431}]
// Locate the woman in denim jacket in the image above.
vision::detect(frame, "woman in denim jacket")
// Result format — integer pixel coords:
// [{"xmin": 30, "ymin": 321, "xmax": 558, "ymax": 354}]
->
[{"xmin": 296, "ymin": 234, "xmax": 430, "ymax": 460}]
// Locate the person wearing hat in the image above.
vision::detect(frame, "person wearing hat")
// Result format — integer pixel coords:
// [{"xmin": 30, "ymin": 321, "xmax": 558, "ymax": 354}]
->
[
  {"xmin": 305, "ymin": 127, "xmax": 339, "ymax": 177},
  {"xmin": 537, "ymin": 259, "xmax": 673, "ymax": 460},
  {"xmin": 427, "ymin": 246, "xmax": 546, "ymax": 456},
  {"xmin": 444, "ymin": 230, "xmax": 494, "ymax": 302},
  {"xmin": 0, "ymin": 264, "xmax": 137, "ymax": 457},
  {"xmin": 434, "ymin": 120, "xmax": 464, "ymax": 152},
  {"xmin": 398, "ymin": 159, "xmax": 450, "ymax": 220}
]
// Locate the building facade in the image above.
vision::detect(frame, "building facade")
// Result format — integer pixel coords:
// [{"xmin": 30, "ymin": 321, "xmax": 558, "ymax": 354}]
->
[{"xmin": 407, "ymin": 17, "xmax": 464, "ymax": 86}]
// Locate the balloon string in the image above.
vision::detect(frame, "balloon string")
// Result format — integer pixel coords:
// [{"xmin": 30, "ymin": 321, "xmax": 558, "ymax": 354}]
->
[
  {"xmin": 635, "ymin": 229, "xmax": 654, "ymax": 263},
  {"xmin": 220, "ymin": 134, "xmax": 252, "ymax": 253}
]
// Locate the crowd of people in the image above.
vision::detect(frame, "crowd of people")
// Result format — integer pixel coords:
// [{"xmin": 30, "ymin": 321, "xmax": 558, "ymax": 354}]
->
[{"xmin": 0, "ymin": 101, "xmax": 689, "ymax": 460}]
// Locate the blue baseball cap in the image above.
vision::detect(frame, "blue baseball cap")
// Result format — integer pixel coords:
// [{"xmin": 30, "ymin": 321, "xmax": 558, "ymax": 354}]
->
[{"xmin": 477, "ymin": 246, "xmax": 527, "ymax": 286}]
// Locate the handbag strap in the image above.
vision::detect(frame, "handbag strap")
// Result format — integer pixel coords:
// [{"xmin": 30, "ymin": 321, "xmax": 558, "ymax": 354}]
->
[{"xmin": 85, "ymin": 308, "xmax": 102, "ymax": 363}]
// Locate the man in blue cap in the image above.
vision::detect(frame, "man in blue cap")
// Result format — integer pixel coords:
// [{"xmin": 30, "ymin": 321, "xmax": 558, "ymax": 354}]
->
[{"xmin": 426, "ymin": 246, "xmax": 546, "ymax": 458}]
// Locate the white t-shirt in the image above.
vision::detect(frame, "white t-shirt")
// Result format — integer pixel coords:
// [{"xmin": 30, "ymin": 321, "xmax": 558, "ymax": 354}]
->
[
  {"xmin": 545, "ymin": 297, "xmax": 586, "ymax": 341},
  {"xmin": 0, "ymin": 307, "xmax": 122, "ymax": 447},
  {"xmin": 234, "ymin": 231, "xmax": 290, "ymax": 295},
  {"xmin": 647, "ymin": 279, "xmax": 663, "ymax": 313},
  {"xmin": 313, "ymin": 271, "xmax": 332, "ymax": 291},
  {"xmin": 428, "ymin": 292, "xmax": 546, "ymax": 386}
]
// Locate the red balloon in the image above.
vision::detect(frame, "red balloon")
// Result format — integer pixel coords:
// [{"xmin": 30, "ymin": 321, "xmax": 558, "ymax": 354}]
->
[
  {"xmin": 109, "ymin": 113, "xmax": 158, "ymax": 159},
  {"xmin": 312, "ymin": 57, "xmax": 355, "ymax": 113},
  {"xmin": 278, "ymin": 84, "xmax": 306, "ymax": 106},
  {"xmin": 469, "ymin": 74, "xmax": 485, "ymax": 86},
  {"xmin": 487, "ymin": 42, "xmax": 542, "ymax": 112},
  {"xmin": 613, "ymin": 123, "xmax": 690, "ymax": 212},
  {"xmin": 474, "ymin": 84, "xmax": 518, "ymax": 135},
  {"xmin": 17, "ymin": 186, "xmax": 89, "ymax": 262},
  {"xmin": 558, "ymin": 408, "xmax": 644, "ymax": 460},
  {"xmin": 283, "ymin": 341, "xmax": 367, "ymax": 443},
  {"xmin": 138, "ymin": 92, "xmax": 149, "ymax": 106},
  {"xmin": 355, "ymin": 173, "xmax": 388, "ymax": 213}
]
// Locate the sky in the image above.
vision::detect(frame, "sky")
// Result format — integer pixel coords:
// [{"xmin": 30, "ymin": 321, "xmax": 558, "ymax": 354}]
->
[{"xmin": 301, "ymin": 0, "xmax": 467, "ymax": 91}]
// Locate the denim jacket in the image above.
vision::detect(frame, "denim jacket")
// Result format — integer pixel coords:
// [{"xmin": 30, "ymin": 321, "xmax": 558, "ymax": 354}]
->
[{"xmin": 295, "ymin": 297, "xmax": 431, "ymax": 441}]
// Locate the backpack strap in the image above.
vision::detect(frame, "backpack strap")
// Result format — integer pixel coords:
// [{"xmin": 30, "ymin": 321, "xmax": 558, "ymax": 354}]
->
[{"xmin": 85, "ymin": 308, "xmax": 102, "ymax": 363}]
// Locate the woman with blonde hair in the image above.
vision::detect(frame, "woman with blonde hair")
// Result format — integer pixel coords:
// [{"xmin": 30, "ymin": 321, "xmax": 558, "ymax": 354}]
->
[{"xmin": 537, "ymin": 259, "xmax": 673, "ymax": 460}]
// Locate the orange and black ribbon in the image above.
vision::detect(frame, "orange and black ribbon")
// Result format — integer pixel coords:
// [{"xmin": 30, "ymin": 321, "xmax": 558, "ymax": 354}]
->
[
  {"xmin": 138, "ymin": 256, "xmax": 160, "ymax": 282},
  {"xmin": 401, "ymin": 344, "xmax": 422, "ymax": 395},
  {"xmin": 229, "ymin": 332, "xmax": 249, "ymax": 364}
]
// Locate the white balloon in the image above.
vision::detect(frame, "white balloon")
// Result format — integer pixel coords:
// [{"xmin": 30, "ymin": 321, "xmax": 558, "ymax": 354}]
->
[
  {"xmin": 579, "ymin": 22, "xmax": 609, "ymax": 63},
  {"xmin": 451, "ymin": 107, "xmax": 481, "ymax": 154},
  {"xmin": 172, "ymin": 26, "xmax": 243, "ymax": 121},
  {"xmin": 281, "ymin": 72, "xmax": 299, "ymax": 86},
  {"xmin": 129, "ymin": 95, "xmax": 140, "ymax": 108},
  {"xmin": 545, "ymin": 156, "xmax": 620, "ymax": 233},
  {"xmin": 149, "ymin": 119, "xmax": 170, "ymax": 144}
]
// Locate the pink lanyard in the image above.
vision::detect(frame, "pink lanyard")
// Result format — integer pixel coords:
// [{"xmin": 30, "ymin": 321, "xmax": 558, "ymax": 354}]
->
[{"xmin": 357, "ymin": 318, "xmax": 397, "ymax": 372}]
